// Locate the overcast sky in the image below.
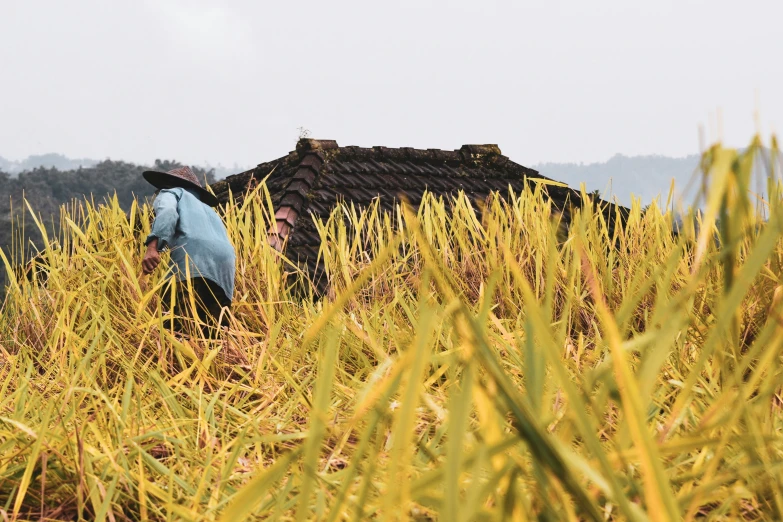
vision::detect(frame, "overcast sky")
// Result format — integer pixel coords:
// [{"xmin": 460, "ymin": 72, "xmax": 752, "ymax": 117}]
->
[{"xmin": 1, "ymin": 0, "xmax": 780, "ymax": 170}]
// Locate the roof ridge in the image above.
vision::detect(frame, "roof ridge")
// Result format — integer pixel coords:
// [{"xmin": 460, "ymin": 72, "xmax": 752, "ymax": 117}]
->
[
  {"xmin": 294, "ymin": 138, "xmax": 504, "ymax": 158},
  {"xmin": 268, "ymin": 143, "xmax": 331, "ymax": 250}
]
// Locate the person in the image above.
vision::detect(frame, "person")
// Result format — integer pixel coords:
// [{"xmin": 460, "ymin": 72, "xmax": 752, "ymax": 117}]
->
[{"xmin": 140, "ymin": 166, "xmax": 236, "ymax": 337}]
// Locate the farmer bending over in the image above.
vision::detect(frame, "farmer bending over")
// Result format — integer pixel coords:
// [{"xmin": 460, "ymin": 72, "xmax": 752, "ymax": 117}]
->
[{"xmin": 141, "ymin": 166, "xmax": 236, "ymax": 335}]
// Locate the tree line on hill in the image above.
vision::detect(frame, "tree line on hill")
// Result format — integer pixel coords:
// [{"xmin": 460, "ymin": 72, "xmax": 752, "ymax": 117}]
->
[{"xmin": 0, "ymin": 160, "xmax": 216, "ymax": 298}]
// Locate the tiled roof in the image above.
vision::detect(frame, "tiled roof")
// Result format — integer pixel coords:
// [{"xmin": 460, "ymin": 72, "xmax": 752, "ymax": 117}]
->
[{"xmin": 210, "ymin": 138, "xmax": 615, "ymax": 291}]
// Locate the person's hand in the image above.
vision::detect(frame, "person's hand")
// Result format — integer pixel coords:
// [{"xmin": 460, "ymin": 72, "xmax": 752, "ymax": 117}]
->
[{"xmin": 142, "ymin": 240, "xmax": 161, "ymax": 275}]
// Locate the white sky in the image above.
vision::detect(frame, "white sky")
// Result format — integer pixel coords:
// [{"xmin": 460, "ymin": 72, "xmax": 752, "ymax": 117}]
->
[{"xmin": 1, "ymin": 0, "xmax": 780, "ymax": 169}]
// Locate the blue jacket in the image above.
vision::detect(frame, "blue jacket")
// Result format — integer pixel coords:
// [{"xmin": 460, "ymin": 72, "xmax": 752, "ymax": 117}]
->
[{"xmin": 145, "ymin": 188, "xmax": 236, "ymax": 300}]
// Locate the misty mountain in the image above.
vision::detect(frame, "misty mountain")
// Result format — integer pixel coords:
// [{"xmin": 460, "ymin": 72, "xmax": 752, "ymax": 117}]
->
[
  {"xmin": 536, "ymin": 149, "xmax": 783, "ymax": 208},
  {"xmin": 534, "ymin": 153, "xmax": 702, "ymax": 207},
  {"xmin": 0, "ymin": 153, "xmax": 247, "ymax": 179},
  {"xmin": 0, "ymin": 153, "xmax": 98, "ymax": 175}
]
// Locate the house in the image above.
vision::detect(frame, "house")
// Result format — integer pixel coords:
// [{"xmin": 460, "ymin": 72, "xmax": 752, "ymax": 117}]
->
[{"xmin": 209, "ymin": 138, "xmax": 622, "ymax": 289}]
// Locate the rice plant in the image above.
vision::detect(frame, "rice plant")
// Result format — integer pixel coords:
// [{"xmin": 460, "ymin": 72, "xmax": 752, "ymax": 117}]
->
[{"xmin": 0, "ymin": 137, "xmax": 782, "ymax": 521}]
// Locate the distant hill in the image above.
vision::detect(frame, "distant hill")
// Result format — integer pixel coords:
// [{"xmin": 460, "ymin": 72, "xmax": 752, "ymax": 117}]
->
[
  {"xmin": 0, "ymin": 153, "xmax": 98, "ymax": 175},
  {"xmin": 0, "ymin": 153, "xmax": 248, "ymax": 179},
  {"xmin": 535, "ymin": 149, "xmax": 783, "ymax": 208},
  {"xmin": 533, "ymin": 154, "xmax": 702, "ymax": 207}
]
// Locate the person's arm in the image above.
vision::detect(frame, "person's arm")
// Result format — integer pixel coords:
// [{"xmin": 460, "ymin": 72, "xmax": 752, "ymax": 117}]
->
[{"xmin": 142, "ymin": 190, "xmax": 179, "ymax": 274}]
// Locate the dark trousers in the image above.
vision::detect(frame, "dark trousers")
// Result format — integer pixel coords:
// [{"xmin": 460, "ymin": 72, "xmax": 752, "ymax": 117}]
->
[{"xmin": 161, "ymin": 277, "xmax": 231, "ymax": 337}]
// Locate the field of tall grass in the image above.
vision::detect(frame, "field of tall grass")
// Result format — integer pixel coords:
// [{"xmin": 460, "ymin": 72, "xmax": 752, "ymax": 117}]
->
[{"xmin": 0, "ymin": 138, "xmax": 782, "ymax": 521}]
